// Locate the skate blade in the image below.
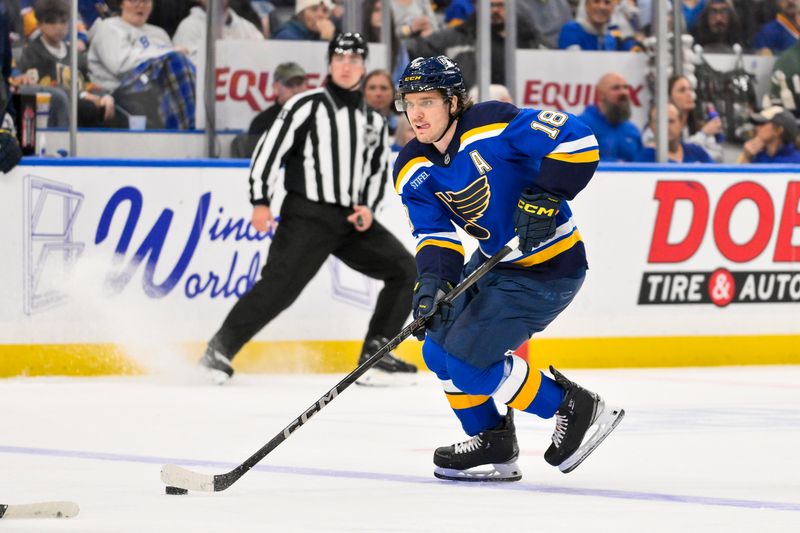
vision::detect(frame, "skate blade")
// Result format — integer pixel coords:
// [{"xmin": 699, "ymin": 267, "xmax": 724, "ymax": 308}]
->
[
  {"xmin": 559, "ymin": 403, "xmax": 625, "ymax": 474},
  {"xmin": 200, "ymin": 366, "xmax": 231, "ymax": 386},
  {"xmin": 356, "ymin": 368, "xmax": 418, "ymax": 387},
  {"xmin": 433, "ymin": 461, "xmax": 522, "ymax": 482}
]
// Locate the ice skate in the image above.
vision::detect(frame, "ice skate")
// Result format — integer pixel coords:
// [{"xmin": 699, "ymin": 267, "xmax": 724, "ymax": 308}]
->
[
  {"xmin": 544, "ymin": 366, "xmax": 624, "ymax": 473},
  {"xmin": 433, "ymin": 410, "xmax": 521, "ymax": 482},
  {"xmin": 356, "ymin": 336, "xmax": 418, "ymax": 387},
  {"xmin": 199, "ymin": 346, "xmax": 234, "ymax": 385}
]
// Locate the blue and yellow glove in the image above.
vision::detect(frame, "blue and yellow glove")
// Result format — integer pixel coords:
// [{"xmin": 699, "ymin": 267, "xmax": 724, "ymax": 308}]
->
[
  {"xmin": 411, "ymin": 274, "xmax": 454, "ymax": 341},
  {"xmin": 514, "ymin": 189, "xmax": 561, "ymax": 253}
]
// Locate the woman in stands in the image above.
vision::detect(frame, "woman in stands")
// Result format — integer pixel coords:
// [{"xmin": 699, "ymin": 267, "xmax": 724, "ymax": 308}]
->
[
  {"xmin": 668, "ymin": 74, "xmax": 724, "ymax": 161},
  {"xmin": 363, "ymin": 69, "xmax": 398, "ymax": 134}
]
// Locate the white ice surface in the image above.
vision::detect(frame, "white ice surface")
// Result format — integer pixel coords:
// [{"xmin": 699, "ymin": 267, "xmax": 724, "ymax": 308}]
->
[{"xmin": 1, "ymin": 366, "xmax": 799, "ymax": 532}]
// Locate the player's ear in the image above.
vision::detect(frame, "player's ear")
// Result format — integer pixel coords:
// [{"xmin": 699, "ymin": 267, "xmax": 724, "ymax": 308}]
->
[{"xmin": 449, "ymin": 96, "xmax": 457, "ymax": 114}]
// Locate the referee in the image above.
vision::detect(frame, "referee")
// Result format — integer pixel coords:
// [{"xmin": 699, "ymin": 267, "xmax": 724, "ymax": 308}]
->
[{"xmin": 200, "ymin": 32, "xmax": 418, "ymax": 386}]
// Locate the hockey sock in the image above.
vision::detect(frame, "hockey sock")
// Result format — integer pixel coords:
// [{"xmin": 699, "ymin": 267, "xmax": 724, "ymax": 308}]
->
[
  {"xmin": 493, "ymin": 355, "xmax": 565, "ymax": 418},
  {"xmin": 441, "ymin": 381, "xmax": 502, "ymax": 436},
  {"xmin": 425, "ymin": 338, "xmax": 516, "ymax": 435}
]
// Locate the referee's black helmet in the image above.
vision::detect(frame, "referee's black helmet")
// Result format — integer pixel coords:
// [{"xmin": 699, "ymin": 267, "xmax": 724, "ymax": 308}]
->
[{"xmin": 328, "ymin": 32, "xmax": 369, "ymax": 62}]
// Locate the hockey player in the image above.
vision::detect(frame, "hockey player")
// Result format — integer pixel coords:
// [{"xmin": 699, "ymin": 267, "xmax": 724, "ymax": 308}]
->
[
  {"xmin": 199, "ymin": 33, "xmax": 418, "ymax": 386},
  {"xmin": 393, "ymin": 55, "xmax": 624, "ymax": 480}
]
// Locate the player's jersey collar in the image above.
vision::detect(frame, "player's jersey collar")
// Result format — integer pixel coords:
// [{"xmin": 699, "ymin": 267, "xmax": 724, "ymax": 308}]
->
[{"xmin": 419, "ymin": 118, "xmax": 464, "ymax": 167}]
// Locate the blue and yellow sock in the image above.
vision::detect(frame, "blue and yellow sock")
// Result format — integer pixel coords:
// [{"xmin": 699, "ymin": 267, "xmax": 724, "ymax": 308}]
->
[{"xmin": 493, "ymin": 355, "xmax": 564, "ymax": 418}]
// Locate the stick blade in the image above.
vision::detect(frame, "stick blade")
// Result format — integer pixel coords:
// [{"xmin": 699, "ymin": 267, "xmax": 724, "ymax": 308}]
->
[
  {"xmin": 0, "ymin": 501, "xmax": 80, "ymax": 519},
  {"xmin": 160, "ymin": 464, "xmax": 216, "ymax": 492}
]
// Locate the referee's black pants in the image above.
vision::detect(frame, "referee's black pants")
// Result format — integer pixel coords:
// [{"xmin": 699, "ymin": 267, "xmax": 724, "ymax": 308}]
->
[{"xmin": 210, "ymin": 193, "xmax": 417, "ymax": 360}]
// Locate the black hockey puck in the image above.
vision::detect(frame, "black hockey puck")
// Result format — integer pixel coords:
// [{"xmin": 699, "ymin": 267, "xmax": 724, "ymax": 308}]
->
[{"xmin": 165, "ymin": 486, "xmax": 189, "ymax": 495}]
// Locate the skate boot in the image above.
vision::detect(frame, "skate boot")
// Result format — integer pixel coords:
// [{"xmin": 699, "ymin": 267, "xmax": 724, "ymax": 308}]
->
[
  {"xmin": 544, "ymin": 366, "xmax": 624, "ymax": 473},
  {"xmin": 356, "ymin": 336, "xmax": 418, "ymax": 387},
  {"xmin": 433, "ymin": 410, "xmax": 522, "ymax": 482},
  {"xmin": 199, "ymin": 346, "xmax": 234, "ymax": 385}
]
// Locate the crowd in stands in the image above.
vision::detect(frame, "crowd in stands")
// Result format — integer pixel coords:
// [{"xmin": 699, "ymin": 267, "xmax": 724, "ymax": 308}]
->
[{"xmin": 0, "ymin": 0, "xmax": 798, "ymax": 164}]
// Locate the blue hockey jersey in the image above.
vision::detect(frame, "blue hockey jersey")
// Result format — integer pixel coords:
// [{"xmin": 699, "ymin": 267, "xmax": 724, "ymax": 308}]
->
[{"xmin": 393, "ymin": 101, "xmax": 599, "ymax": 282}]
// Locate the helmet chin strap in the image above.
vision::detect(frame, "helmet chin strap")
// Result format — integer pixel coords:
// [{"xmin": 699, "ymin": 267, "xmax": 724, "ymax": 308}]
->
[
  {"xmin": 344, "ymin": 75, "xmax": 364, "ymax": 91},
  {"xmin": 432, "ymin": 96, "xmax": 460, "ymax": 144},
  {"xmin": 433, "ymin": 113, "xmax": 458, "ymax": 144}
]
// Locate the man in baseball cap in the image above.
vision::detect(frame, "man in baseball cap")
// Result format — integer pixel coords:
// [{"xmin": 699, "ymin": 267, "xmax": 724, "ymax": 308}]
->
[
  {"xmin": 245, "ymin": 62, "xmax": 308, "ymax": 154},
  {"xmin": 738, "ymin": 105, "xmax": 800, "ymax": 163},
  {"xmin": 272, "ymin": 0, "xmax": 336, "ymax": 41}
]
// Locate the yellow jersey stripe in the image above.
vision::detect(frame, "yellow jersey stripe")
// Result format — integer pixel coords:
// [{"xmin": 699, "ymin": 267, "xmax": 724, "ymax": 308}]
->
[
  {"xmin": 459, "ymin": 122, "xmax": 508, "ymax": 150},
  {"xmin": 416, "ymin": 239, "xmax": 465, "ymax": 255},
  {"xmin": 513, "ymin": 230, "xmax": 582, "ymax": 267},
  {"xmin": 507, "ymin": 369, "xmax": 542, "ymax": 411},
  {"xmin": 446, "ymin": 393, "xmax": 491, "ymax": 410},
  {"xmin": 395, "ymin": 156, "xmax": 432, "ymax": 193},
  {"xmin": 460, "ymin": 123, "xmax": 507, "ymax": 143},
  {"xmin": 545, "ymin": 149, "xmax": 600, "ymax": 163}
]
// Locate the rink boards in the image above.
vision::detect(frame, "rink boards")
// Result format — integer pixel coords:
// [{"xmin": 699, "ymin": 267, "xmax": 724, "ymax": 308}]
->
[{"xmin": 0, "ymin": 159, "xmax": 797, "ymax": 376}]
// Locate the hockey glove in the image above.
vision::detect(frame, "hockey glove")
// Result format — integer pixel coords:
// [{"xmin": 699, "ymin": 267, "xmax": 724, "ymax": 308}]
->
[
  {"xmin": 514, "ymin": 190, "xmax": 561, "ymax": 253},
  {"xmin": 411, "ymin": 274, "xmax": 455, "ymax": 341}
]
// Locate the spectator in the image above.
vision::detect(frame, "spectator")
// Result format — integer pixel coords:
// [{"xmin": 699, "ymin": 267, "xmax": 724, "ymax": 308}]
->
[
  {"xmin": 737, "ymin": 105, "xmax": 800, "ymax": 163},
  {"xmin": 272, "ymin": 0, "xmax": 335, "ymax": 40},
  {"xmin": 668, "ymin": 73, "xmax": 723, "ymax": 160},
  {"xmin": 580, "ymin": 72, "xmax": 642, "ymax": 161},
  {"xmin": 692, "ymin": 0, "xmax": 745, "ymax": 53},
  {"xmin": 682, "ymin": 0, "xmax": 707, "ymax": 33},
  {"xmin": 17, "ymin": 0, "xmax": 118, "ymax": 127},
  {"xmin": 611, "ymin": 0, "xmax": 643, "ymax": 42},
  {"xmin": 229, "ymin": 0, "xmax": 272, "ymax": 37},
  {"xmin": 558, "ymin": 0, "xmax": 640, "ymax": 50},
  {"xmin": 444, "ymin": 0, "xmax": 473, "ymax": 27},
  {"xmin": 519, "ymin": 0, "xmax": 572, "ymax": 49},
  {"xmin": 771, "ymin": 38, "xmax": 800, "ymax": 111},
  {"xmin": 362, "ymin": 0, "xmax": 390, "ymax": 42},
  {"xmin": 363, "ymin": 69, "xmax": 398, "ymax": 134},
  {"xmin": 17, "ymin": 0, "xmax": 91, "ymax": 49},
  {"xmin": 407, "ymin": 0, "xmax": 538, "ymax": 88},
  {"xmin": 238, "ymin": 61, "xmax": 307, "ymax": 156},
  {"xmin": 733, "ymin": 0, "xmax": 776, "ymax": 48},
  {"xmin": 88, "ymin": 0, "xmax": 196, "ymax": 129},
  {"xmin": 635, "ymin": 102, "xmax": 713, "ymax": 162},
  {"xmin": 391, "ymin": 0, "xmax": 441, "ymax": 40},
  {"xmin": 362, "ymin": 0, "xmax": 408, "ymax": 79},
  {"xmin": 752, "ymin": 0, "xmax": 799, "ymax": 56},
  {"xmin": 141, "ymin": 0, "xmax": 193, "ymax": 37},
  {"xmin": 468, "ymin": 83, "xmax": 513, "ymax": 103},
  {"xmin": 173, "ymin": 0, "xmax": 263, "ymax": 63}
]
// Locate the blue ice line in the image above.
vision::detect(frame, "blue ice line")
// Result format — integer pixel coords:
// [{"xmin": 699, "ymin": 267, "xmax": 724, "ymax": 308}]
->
[{"xmin": 1, "ymin": 445, "xmax": 798, "ymax": 512}]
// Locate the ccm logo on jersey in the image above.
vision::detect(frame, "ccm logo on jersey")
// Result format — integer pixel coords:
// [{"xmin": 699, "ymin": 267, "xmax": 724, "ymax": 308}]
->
[{"xmin": 517, "ymin": 198, "xmax": 559, "ymax": 217}]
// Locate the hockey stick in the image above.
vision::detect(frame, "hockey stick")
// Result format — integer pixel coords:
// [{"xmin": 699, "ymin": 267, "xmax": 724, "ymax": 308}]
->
[
  {"xmin": 161, "ymin": 238, "xmax": 519, "ymax": 493},
  {"xmin": 0, "ymin": 501, "xmax": 80, "ymax": 519}
]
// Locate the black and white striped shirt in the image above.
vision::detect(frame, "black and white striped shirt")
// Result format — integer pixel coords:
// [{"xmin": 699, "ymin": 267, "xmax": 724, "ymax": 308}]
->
[{"xmin": 249, "ymin": 83, "xmax": 390, "ymax": 212}]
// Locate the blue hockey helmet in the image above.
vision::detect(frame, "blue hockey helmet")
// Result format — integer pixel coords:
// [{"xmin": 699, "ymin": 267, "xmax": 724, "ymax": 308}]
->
[
  {"xmin": 328, "ymin": 32, "xmax": 368, "ymax": 62},
  {"xmin": 395, "ymin": 56, "xmax": 467, "ymax": 112}
]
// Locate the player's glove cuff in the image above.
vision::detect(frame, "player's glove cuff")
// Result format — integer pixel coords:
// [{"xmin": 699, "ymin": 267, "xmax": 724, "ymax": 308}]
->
[{"xmin": 411, "ymin": 274, "xmax": 455, "ymax": 341}]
